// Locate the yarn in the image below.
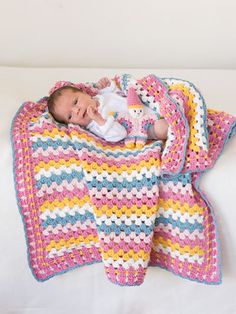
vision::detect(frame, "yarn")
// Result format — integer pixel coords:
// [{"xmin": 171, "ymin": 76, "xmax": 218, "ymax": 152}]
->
[{"xmin": 11, "ymin": 74, "xmax": 236, "ymax": 285}]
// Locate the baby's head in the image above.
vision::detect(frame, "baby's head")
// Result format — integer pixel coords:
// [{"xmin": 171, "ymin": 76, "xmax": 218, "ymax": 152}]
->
[{"xmin": 47, "ymin": 81, "xmax": 98, "ymax": 126}]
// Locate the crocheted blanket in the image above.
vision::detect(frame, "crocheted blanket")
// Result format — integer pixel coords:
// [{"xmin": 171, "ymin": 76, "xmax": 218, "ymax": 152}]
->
[{"xmin": 11, "ymin": 74, "xmax": 236, "ymax": 286}]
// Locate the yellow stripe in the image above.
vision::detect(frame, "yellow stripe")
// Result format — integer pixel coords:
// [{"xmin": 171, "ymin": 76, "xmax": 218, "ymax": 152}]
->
[
  {"xmin": 31, "ymin": 128, "xmax": 68, "ymax": 138},
  {"xmin": 105, "ymin": 267, "xmax": 146, "ymax": 276},
  {"xmin": 35, "ymin": 156, "xmax": 160, "ymax": 172},
  {"xmin": 158, "ymin": 198, "xmax": 204, "ymax": 216},
  {"xmin": 39, "ymin": 195, "xmax": 91, "ymax": 212},
  {"xmin": 93, "ymin": 204, "xmax": 157, "ymax": 218},
  {"xmin": 46, "ymin": 234, "xmax": 99, "ymax": 252},
  {"xmin": 35, "ymin": 157, "xmax": 160, "ymax": 175},
  {"xmin": 208, "ymin": 108, "xmax": 220, "ymax": 115},
  {"xmin": 35, "ymin": 158, "xmax": 81, "ymax": 172},
  {"xmin": 102, "ymin": 248, "xmax": 150, "ymax": 262},
  {"xmin": 153, "ymin": 236, "xmax": 204, "ymax": 257},
  {"xmin": 82, "ymin": 157, "xmax": 160, "ymax": 175},
  {"xmin": 169, "ymin": 84, "xmax": 201, "ymax": 152},
  {"xmin": 33, "ymin": 128, "xmax": 157, "ymax": 151}
]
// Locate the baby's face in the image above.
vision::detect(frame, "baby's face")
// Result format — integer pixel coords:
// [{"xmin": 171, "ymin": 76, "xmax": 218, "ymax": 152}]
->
[{"xmin": 54, "ymin": 89, "xmax": 98, "ymax": 126}]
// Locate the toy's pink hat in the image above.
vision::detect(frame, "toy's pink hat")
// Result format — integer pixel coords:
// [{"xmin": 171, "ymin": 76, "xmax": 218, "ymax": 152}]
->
[
  {"xmin": 48, "ymin": 80, "xmax": 98, "ymax": 97},
  {"xmin": 127, "ymin": 87, "xmax": 143, "ymax": 109}
]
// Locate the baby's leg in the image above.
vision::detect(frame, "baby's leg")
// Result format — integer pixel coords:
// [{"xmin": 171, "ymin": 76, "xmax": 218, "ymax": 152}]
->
[{"xmin": 147, "ymin": 119, "xmax": 168, "ymax": 140}]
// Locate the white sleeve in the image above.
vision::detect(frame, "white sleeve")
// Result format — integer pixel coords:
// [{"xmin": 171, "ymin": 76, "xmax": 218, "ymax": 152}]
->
[{"xmin": 87, "ymin": 115, "xmax": 127, "ymax": 142}]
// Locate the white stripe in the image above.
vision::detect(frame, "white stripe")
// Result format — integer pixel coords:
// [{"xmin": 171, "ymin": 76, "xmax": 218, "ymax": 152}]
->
[
  {"xmin": 163, "ymin": 78, "xmax": 208, "ymax": 150},
  {"xmin": 154, "ymin": 223, "xmax": 204, "ymax": 240},
  {"xmin": 83, "ymin": 165, "xmax": 160, "ymax": 182},
  {"xmin": 40, "ymin": 202, "xmax": 93, "ymax": 220},
  {"xmin": 160, "ymin": 180, "xmax": 193, "ymax": 195},
  {"xmin": 35, "ymin": 164, "xmax": 83, "ymax": 179},
  {"xmin": 156, "ymin": 207, "xmax": 203, "ymax": 224},
  {"xmin": 96, "ymin": 213, "xmax": 156, "ymax": 228},
  {"xmin": 103, "ymin": 257, "xmax": 148, "ymax": 270},
  {"xmin": 47, "ymin": 241, "xmax": 100, "ymax": 259}
]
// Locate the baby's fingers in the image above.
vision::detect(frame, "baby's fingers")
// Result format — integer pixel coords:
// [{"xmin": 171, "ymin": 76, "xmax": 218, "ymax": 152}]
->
[
  {"xmin": 87, "ymin": 106, "xmax": 94, "ymax": 118},
  {"xmin": 96, "ymin": 77, "xmax": 110, "ymax": 89},
  {"xmin": 87, "ymin": 106, "xmax": 97, "ymax": 119}
]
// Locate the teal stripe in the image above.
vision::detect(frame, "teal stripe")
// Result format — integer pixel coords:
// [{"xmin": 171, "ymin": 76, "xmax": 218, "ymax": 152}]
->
[
  {"xmin": 42, "ymin": 211, "xmax": 95, "ymax": 228},
  {"xmin": 32, "ymin": 137, "xmax": 162, "ymax": 157},
  {"xmin": 87, "ymin": 174, "xmax": 160, "ymax": 191},
  {"xmin": 155, "ymin": 216, "xmax": 203, "ymax": 232},
  {"xmin": 36, "ymin": 170, "xmax": 84, "ymax": 188},
  {"xmin": 97, "ymin": 221, "xmax": 154, "ymax": 236}
]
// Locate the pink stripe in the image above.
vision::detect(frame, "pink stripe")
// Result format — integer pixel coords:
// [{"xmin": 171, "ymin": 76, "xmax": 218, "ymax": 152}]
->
[
  {"xmin": 81, "ymin": 149, "xmax": 161, "ymax": 167},
  {"xmin": 91, "ymin": 192, "xmax": 159, "ymax": 208},
  {"xmin": 105, "ymin": 265, "xmax": 146, "ymax": 285},
  {"xmin": 153, "ymin": 228, "xmax": 205, "ymax": 251},
  {"xmin": 150, "ymin": 250, "xmax": 220, "ymax": 282},
  {"xmin": 43, "ymin": 226, "xmax": 98, "ymax": 245},
  {"xmin": 32, "ymin": 144, "xmax": 161, "ymax": 168},
  {"xmin": 155, "ymin": 223, "xmax": 204, "ymax": 241},
  {"xmin": 32, "ymin": 147, "xmax": 79, "ymax": 161},
  {"xmin": 89, "ymin": 186, "xmax": 158, "ymax": 202},
  {"xmin": 36, "ymin": 186, "xmax": 88, "ymax": 206},
  {"xmin": 100, "ymin": 238, "xmax": 151, "ymax": 254}
]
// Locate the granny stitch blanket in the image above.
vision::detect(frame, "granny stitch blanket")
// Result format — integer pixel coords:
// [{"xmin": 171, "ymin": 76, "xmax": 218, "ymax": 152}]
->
[{"xmin": 11, "ymin": 74, "xmax": 236, "ymax": 286}]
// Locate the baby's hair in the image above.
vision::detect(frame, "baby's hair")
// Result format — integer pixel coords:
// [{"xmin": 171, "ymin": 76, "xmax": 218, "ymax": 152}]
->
[{"xmin": 47, "ymin": 86, "xmax": 82, "ymax": 124}]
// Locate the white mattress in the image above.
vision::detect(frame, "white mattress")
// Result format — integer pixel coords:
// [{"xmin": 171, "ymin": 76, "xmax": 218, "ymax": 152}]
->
[{"xmin": 1, "ymin": 67, "xmax": 236, "ymax": 314}]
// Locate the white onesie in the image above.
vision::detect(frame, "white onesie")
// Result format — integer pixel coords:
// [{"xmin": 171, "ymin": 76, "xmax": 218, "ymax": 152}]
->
[{"xmin": 86, "ymin": 81, "xmax": 155, "ymax": 142}]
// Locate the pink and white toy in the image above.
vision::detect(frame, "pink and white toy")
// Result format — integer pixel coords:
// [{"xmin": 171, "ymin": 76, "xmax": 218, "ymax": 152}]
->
[{"xmin": 111, "ymin": 87, "xmax": 157, "ymax": 148}]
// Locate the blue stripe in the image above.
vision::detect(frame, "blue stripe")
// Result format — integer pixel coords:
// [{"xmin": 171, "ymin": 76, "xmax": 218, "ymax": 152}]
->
[
  {"xmin": 32, "ymin": 138, "xmax": 74, "ymax": 151},
  {"xmin": 87, "ymin": 174, "xmax": 160, "ymax": 191},
  {"xmin": 36, "ymin": 170, "xmax": 84, "ymax": 188},
  {"xmin": 32, "ymin": 137, "xmax": 162, "ymax": 158},
  {"xmin": 161, "ymin": 173, "xmax": 191, "ymax": 185},
  {"xmin": 42, "ymin": 211, "xmax": 95, "ymax": 228},
  {"xmin": 97, "ymin": 221, "xmax": 154, "ymax": 236},
  {"xmin": 155, "ymin": 216, "xmax": 203, "ymax": 232}
]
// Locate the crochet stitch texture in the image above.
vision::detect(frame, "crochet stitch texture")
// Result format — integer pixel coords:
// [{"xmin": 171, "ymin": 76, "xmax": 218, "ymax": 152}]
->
[{"xmin": 11, "ymin": 74, "xmax": 236, "ymax": 286}]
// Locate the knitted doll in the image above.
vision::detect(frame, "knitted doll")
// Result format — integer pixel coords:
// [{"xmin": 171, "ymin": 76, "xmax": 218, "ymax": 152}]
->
[{"xmin": 110, "ymin": 87, "xmax": 157, "ymax": 149}]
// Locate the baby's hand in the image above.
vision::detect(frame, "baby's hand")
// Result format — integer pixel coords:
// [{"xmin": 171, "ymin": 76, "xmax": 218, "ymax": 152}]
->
[
  {"xmin": 96, "ymin": 77, "xmax": 111, "ymax": 90},
  {"xmin": 87, "ymin": 105, "xmax": 106, "ymax": 126}
]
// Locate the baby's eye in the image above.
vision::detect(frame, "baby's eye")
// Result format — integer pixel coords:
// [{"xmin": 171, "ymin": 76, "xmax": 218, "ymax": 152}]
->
[
  {"xmin": 68, "ymin": 115, "xmax": 72, "ymax": 121},
  {"xmin": 74, "ymin": 99, "xmax": 78, "ymax": 105}
]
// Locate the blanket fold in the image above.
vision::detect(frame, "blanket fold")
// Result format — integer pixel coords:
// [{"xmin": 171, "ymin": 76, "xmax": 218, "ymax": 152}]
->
[{"xmin": 11, "ymin": 74, "xmax": 236, "ymax": 286}]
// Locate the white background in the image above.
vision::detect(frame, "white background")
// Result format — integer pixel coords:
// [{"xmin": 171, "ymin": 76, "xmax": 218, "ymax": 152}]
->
[{"xmin": 0, "ymin": 0, "xmax": 235, "ymax": 68}]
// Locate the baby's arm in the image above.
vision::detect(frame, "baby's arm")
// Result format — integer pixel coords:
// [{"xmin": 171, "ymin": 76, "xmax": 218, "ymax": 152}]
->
[
  {"xmin": 96, "ymin": 77, "xmax": 122, "ymax": 95},
  {"xmin": 87, "ymin": 105, "xmax": 127, "ymax": 142},
  {"xmin": 150, "ymin": 119, "xmax": 169, "ymax": 140}
]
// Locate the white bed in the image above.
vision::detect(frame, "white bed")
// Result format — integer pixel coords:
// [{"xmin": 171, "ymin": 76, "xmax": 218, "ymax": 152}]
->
[{"xmin": 1, "ymin": 67, "xmax": 236, "ymax": 314}]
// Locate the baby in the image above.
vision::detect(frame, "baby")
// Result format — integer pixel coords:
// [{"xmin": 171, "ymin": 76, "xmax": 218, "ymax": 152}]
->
[{"xmin": 47, "ymin": 77, "xmax": 168, "ymax": 142}]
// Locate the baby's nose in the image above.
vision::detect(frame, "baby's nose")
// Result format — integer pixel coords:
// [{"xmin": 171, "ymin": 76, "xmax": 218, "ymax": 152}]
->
[{"xmin": 72, "ymin": 106, "xmax": 80, "ymax": 115}]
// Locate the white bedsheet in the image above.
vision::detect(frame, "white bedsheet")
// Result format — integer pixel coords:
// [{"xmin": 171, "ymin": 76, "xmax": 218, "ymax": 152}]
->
[{"xmin": 1, "ymin": 67, "xmax": 236, "ymax": 314}]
